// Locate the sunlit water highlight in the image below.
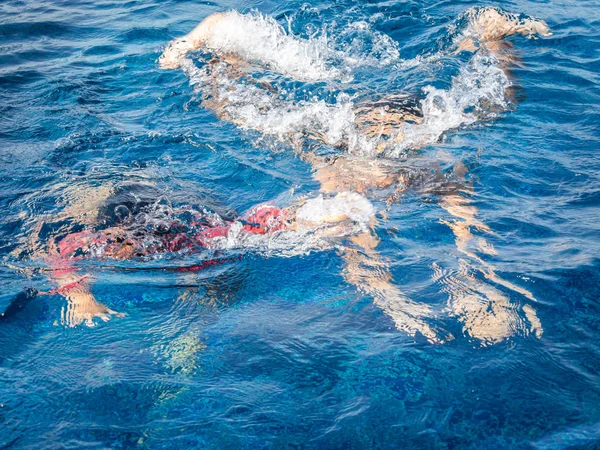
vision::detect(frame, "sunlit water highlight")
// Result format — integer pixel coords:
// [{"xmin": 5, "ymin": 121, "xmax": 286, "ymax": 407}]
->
[{"xmin": 1, "ymin": 0, "xmax": 599, "ymax": 448}]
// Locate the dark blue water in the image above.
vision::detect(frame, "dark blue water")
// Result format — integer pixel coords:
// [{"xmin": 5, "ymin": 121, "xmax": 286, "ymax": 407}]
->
[{"xmin": 1, "ymin": 0, "xmax": 600, "ymax": 448}]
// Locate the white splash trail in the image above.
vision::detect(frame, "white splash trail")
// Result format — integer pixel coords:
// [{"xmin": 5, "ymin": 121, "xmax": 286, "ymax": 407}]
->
[
  {"xmin": 388, "ymin": 53, "xmax": 510, "ymax": 156},
  {"xmin": 176, "ymin": 10, "xmax": 515, "ymax": 158}
]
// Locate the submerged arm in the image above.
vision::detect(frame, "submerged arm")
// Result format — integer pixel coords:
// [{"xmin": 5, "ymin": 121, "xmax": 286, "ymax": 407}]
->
[
  {"xmin": 304, "ymin": 152, "xmax": 447, "ymax": 341},
  {"xmin": 53, "ymin": 272, "xmax": 123, "ymax": 327},
  {"xmin": 339, "ymin": 232, "xmax": 443, "ymax": 343},
  {"xmin": 438, "ymin": 192, "xmax": 543, "ymax": 344},
  {"xmin": 46, "ymin": 232, "xmax": 124, "ymax": 328}
]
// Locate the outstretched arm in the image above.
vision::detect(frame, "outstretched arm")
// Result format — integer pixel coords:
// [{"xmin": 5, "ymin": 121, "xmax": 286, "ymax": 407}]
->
[
  {"xmin": 286, "ymin": 187, "xmax": 442, "ymax": 342},
  {"xmin": 301, "ymin": 150, "xmax": 447, "ymax": 341},
  {"xmin": 339, "ymin": 232, "xmax": 443, "ymax": 343},
  {"xmin": 437, "ymin": 191, "xmax": 543, "ymax": 344}
]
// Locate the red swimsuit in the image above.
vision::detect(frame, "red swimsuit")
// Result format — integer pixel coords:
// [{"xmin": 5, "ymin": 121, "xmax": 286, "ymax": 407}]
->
[{"xmin": 52, "ymin": 203, "xmax": 289, "ymax": 263}]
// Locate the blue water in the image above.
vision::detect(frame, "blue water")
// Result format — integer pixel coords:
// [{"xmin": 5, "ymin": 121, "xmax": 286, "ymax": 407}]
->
[{"xmin": 1, "ymin": 0, "xmax": 600, "ymax": 448}]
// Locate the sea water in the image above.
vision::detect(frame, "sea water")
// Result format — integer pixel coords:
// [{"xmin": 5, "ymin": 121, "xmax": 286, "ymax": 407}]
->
[{"xmin": 1, "ymin": 0, "xmax": 599, "ymax": 448}]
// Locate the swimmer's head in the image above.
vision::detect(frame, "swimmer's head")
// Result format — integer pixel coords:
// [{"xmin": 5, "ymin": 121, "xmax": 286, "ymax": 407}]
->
[{"xmin": 97, "ymin": 183, "xmax": 163, "ymax": 226}]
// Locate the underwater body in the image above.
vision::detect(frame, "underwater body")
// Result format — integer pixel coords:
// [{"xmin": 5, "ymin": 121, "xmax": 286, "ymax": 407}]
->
[{"xmin": 1, "ymin": 0, "xmax": 600, "ymax": 447}]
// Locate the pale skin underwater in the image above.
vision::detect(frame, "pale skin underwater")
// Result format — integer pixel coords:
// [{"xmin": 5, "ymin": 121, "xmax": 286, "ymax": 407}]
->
[
  {"xmin": 156, "ymin": 6, "xmax": 550, "ymax": 345},
  {"xmin": 4, "ymin": 7, "xmax": 550, "ymax": 346}
]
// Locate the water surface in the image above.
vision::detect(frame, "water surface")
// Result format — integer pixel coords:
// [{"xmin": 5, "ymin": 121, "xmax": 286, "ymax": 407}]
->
[{"xmin": 1, "ymin": 0, "xmax": 599, "ymax": 448}]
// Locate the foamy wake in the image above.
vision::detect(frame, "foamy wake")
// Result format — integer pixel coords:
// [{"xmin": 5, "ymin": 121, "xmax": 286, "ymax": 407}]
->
[
  {"xmin": 170, "ymin": 8, "xmax": 550, "ymax": 156},
  {"xmin": 183, "ymin": 50, "xmax": 510, "ymax": 157},
  {"xmin": 191, "ymin": 11, "xmax": 401, "ymax": 83},
  {"xmin": 181, "ymin": 58, "xmax": 376, "ymax": 155},
  {"xmin": 208, "ymin": 192, "xmax": 375, "ymax": 258}
]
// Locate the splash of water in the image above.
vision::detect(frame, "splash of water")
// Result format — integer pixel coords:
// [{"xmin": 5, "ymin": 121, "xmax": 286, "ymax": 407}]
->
[
  {"xmin": 389, "ymin": 53, "xmax": 510, "ymax": 156},
  {"xmin": 183, "ymin": 50, "xmax": 510, "ymax": 157},
  {"xmin": 174, "ymin": 8, "xmax": 553, "ymax": 157},
  {"xmin": 194, "ymin": 10, "xmax": 344, "ymax": 82},
  {"xmin": 209, "ymin": 192, "xmax": 376, "ymax": 257}
]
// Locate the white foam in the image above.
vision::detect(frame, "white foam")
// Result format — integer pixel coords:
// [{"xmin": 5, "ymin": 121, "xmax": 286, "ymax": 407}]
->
[
  {"xmin": 225, "ymin": 92, "xmax": 361, "ymax": 150},
  {"xmin": 181, "ymin": 58, "xmax": 377, "ymax": 155},
  {"xmin": 183, "ymin": 51, "xmax": 511, "ymax": 158},
  {"xmin": 199, "ymin": 11, "xmax": 344, "ymax": 82},
  {"xmin": 173, "ymin": 10, "xmax": 402, "ymax": 83},
  {"xmin": 211, "ymin": 220, "xmax": 335, "ymax": 257},
  {"xmin": 386, "ymin": 54, "xmax": 510, "ymax": 156},
  {"xmin": 205, "ymin": 192, "xmax": 375, "ymax": 257},
  {"xmin": 296, "ymin": 192, "xmax": 375, "ymax": 231}
]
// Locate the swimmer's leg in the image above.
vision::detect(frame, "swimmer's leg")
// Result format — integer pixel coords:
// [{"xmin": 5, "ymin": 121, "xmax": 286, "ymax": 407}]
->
[
  {"xmin": 452, "ymin": 9, "xmax": 551, "ymax": 107},
  {"xmin": 289, "ymin": 191, "xmax": 443, "ymax": 342},
  {"xmin": 463, "ymin": 7, "xmax": 551, "ymax": 44},
  {"xmin": 159, "ymin": 13, "xmax": 229, "ymax": 69},
  {"xmin": 456, "ymin": 7, "xmax": 551, "ymax": 66},
  {"xmin": 305, "ymin": 160, "xmax": 443, "ymax": 342}
]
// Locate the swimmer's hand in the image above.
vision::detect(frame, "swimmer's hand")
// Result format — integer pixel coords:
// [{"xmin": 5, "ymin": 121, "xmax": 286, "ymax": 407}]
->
[{"xmin": 59, "ymin": 284, "xmax": 124, "ymax": 328}]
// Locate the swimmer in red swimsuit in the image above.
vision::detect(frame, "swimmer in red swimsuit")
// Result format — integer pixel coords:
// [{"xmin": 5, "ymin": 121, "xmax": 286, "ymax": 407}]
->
[{"xmin": 37, "ymin": 202, "xmax": 286, "ymax": 326}]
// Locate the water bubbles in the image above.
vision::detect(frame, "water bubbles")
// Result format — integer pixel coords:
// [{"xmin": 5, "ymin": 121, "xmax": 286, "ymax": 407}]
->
[
  {"xmin": 114, "ymin": 205, "xmax": 131, "ymax": 222},
  {"xmin": 178, "ymin": 10, "xmax": 513, "ymax": 159}
]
